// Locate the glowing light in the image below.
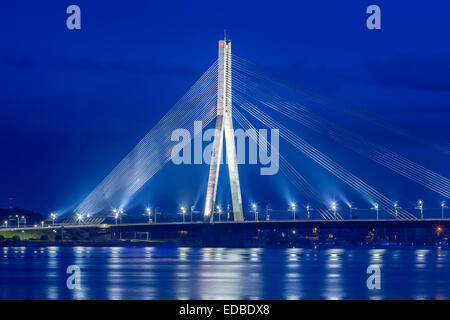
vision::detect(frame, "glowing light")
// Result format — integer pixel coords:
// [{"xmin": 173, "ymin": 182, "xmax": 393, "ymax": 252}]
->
[
  {"xmin": 179, "ymin": 206, "xmax": 187, "ymax": 223},
  {"xmin": 331, "ymin": 201, "xmax": 337, "ymax": 210},
  {"xmin": 251, "ymin": 203, "xmax": 258, "ymax": 221},
  {"xmin": 371, "ymin": 203, "xmax": 380, "ymax": 220},
  {"xmin": 416, "ymin": 200, "xmax": 424, "ymax": 219}
]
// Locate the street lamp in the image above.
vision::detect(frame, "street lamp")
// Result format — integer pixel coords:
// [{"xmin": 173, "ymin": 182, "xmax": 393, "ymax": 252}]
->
[
  {"xmin": 112, "ymin": 209, "xmax": 120, "ymax": 224},
  {"xmin": 251, "ymin": 203, "xmax": 258, "ymax": 221},
  {"xmin": 3, "ymin": 220, "xmax": 7, "ymax": 228},
  {"xmin": 265, "ymin": 204, "xmax": 272, "ymax": 221},
  {"xmin": 442, "ymin": 201, "xmax": 448, "ymax": 219},
  {"xmin": 348, "ymin": 202, "xmax": 357, "ymax": 219},
  {"xmin": 146, "ymin": 207, "xmax": 152, "ymax": 224},
  {"xmin": 180, "ymin": 206, "xmax": 186, "ymax": 223},
  {"xmin": 371, "ymin": 204, "xmax": 379, "ymax": 220},
  {"xmin": 227, "ymin": 204, "xmax": 231, "ymax": 221},
  {"xmin": 416, "ymin": 200, "xmax": 424, "ymax": 219},
  {"xmin": 330, "ymin": 201, "xmax": 337, "ymax": 220},
  {"xmin": 76, "ymin": 213, "xmax": 82, "ymax": 224},
  {"xmin": 306, "ymin": 204, "xmax": 313, "ymax": 220},
  {"xmin": 15, "ymin": 214, "xmax": 19, "ymax": 228},
  {"xmin": 289, "ymin": 202, "xmax": 297, "ymax": 221},
  {"xmin": 40, "ymin": 221, "xmax": 44, "ymax": 228},
  {"xmin": 394, "ymin": 202, "xmax": 399, "ymax": 219},
  {"xmin": 216, "ymin": 205, "xmax": 222, "ymax": 222},
  {"xmin": 50, "ymin": 213, "xmax": 56, "ymax": 227}
]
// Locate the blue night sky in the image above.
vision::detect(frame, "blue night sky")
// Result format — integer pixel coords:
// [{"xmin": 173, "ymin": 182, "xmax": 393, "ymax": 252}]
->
[{"xmin": 0, "ymin": 1, "xmax": 449, "ymax": 217}]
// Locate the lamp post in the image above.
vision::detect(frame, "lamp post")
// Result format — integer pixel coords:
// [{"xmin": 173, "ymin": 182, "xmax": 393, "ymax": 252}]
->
[
  {"xmin": 216, "ymin": 206, "xmax": 222, "ymax": 222},
  {"xmin": 416, "ymin": 200, "xmax": 424, "ymax": 219},
  {"xmin": 180, "ymin": 206, "xmax": 186, "ymax": 223},
  {"xmin": 3, "ymin": 220, "xmax": 7, "ymax": 228},
  {"xmin": 349, "ymin": 203, "xmax": 357, "ymax": 220},
  {"xmin": 15, "ymin": 214, "xmax": 19, "ymax": 228},
  {"xmin": 289, "ymin": 202, "xmax": 297, "ymax": 221},
  {"xmin": 227, "ymin": 204, "xmax": 231, "ymax": 221},
  {"xmin": 190, "ymin": 206, "xmax": 194, "ymax": 222},
  {"xmin": 331, "ymin": 201, "xmax": 337, "ymax": 220},
  {"xmin": 119, "ymin": 210, "xmax": 124, "ymax": 224},
  {"xmin": 50, "ymin": 213, "xmax": 56, "ymax": 227},
  {"xmin": 252, "ymin": 203, "xmax": 258, "ymax": 221},
  {"xmin": 146, "ymin": 207, "xmax": 152, "ymax": 224},
  {"xmin": 394, "ymin": 202, "xmax": 399, "ymax": 219},
  {"xmin": 442, "ymin": 201, "xmax": 448, "ymax": 219},
  {"xmin": 112, "ymin": 209, "xmax": 118, "ymax": 224},
  {"xmin": 265, "ymin": 204, "xmax": 272, "ymax": 221},
  {"xmin": 371, "ymin": 204, "xmax": 379, "ymax": 220},
  {"xmin": 306, "ymin": 204, "xmax": 313, "ymax": 220}
]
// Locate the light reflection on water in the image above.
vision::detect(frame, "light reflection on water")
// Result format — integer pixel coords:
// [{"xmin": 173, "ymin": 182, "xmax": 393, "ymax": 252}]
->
[{"xmin": 0, "ymin": 247, "xmax": 449, "ymax": 300}]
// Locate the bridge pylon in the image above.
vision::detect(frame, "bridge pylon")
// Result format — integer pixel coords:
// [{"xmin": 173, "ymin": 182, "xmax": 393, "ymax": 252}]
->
[{"xmin": 203, "ymin": 38, "xmax": 244, "ymax": 222}]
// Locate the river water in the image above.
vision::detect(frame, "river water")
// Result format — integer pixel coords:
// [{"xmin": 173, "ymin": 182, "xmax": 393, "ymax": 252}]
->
[{"xmin": 1, "ymin": 246, "xmax": 449, "ymax": 299}]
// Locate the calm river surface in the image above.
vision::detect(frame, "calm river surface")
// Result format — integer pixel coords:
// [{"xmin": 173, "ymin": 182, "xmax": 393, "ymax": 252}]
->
[{"xmin": 1, "ymin": 246, "xmax": 449, "ymax": 299}]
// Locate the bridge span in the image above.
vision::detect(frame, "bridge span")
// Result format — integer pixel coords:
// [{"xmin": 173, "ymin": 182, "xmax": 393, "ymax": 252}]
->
[{"xmin": 3, "ymin": 219, "xmax": 448, "ymax": 247}]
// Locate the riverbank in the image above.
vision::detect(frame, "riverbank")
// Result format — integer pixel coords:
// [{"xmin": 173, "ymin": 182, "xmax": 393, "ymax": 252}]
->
[{"xmin": 1, "ymin": 239, "xmax": 447, "ymax": 249}]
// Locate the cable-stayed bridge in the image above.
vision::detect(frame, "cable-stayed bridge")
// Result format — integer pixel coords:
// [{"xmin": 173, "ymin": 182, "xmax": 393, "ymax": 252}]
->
[{"xmin": 63, "ymin": 37, "xmax": 449, "ymax": 229}]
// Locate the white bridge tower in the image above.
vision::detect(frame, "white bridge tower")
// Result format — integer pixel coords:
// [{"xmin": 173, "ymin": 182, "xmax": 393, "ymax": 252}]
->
[{"xmin": 203, "ymin": 38, "xmax": 244, "ymax": 222}]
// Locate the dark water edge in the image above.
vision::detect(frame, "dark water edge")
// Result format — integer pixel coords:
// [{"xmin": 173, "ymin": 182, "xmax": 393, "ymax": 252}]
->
[
  {"xmin": 1, "ymin": 246, "xmax": 450, "ymax": 300},
  {"xmin": 1, "ymin": 239, "xmax": 448, "ymax": 249}
]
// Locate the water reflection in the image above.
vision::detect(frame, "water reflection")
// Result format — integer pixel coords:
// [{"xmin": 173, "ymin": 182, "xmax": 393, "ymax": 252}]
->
[{"xmin": 1, "ymin": 247, "xmax": 450, "ymax": 299}]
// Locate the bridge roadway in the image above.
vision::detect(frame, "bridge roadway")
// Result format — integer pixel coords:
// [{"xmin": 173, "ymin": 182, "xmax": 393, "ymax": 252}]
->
[{"xmin": 4, "ymin": 218, "xmax": 449, "ymax": 233}]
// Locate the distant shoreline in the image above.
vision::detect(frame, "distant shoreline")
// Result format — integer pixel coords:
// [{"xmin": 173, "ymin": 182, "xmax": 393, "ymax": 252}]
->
[{"xmin": 1, "ymin": 239, "xmax": 447, "ymax": 249}]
